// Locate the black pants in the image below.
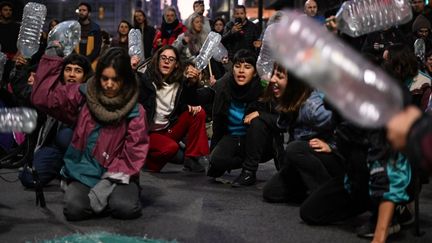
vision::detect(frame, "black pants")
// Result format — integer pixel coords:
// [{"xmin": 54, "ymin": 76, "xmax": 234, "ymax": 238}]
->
[
  {"xmin": 210, "ymin": 118, "xmax": 275, "ymax": 174},
  {"xmin": 300, "ymin": 142, "xmax": 371, "ymax": 225},
  {"xmin": 263, "ymin": 140, "xmax": 345, "ymax": 203},
  {"xmin": 300, "ymin": 176, "xmax": 371, "ymax": 225},
  {"xmin": 63, "ymin": 180, "xmax": 142, "ymax": 221}
]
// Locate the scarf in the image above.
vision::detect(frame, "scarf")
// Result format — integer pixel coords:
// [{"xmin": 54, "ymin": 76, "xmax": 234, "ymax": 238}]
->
[
  {"xmin": 161, "ymin": 19, "xmax": 180, "ymax": 39},
  {"xmin": 85, "ymin": 77, "xmax": 139, "ymax": 125},
  {"xmin": 228, "ymin": 75, "xmax": 263, "ymax": 103}
]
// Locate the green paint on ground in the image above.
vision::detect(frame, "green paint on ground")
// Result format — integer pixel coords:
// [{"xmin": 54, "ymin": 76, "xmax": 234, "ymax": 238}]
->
[{"xmin": 37, "ymin": 231, "xmax": 177, "ymax": 243}]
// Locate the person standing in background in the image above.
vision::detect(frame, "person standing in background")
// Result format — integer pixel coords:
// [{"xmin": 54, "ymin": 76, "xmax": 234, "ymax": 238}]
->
[
  {"xmin": 0, "ymin": 1, "xmax": 20, "ymax": 87},
  {"xmin": 76, "ymin": 2, "xmax": 101, "ymax": 70},
  {"xmin": 133, "ymin": 10, "xmax": 156, "ymax": 60}
]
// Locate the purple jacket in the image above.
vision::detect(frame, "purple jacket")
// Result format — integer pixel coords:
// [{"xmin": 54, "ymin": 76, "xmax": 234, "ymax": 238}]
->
[{"xmin": 31, "ymin": 55, "xmax": 149, "ymax": 187}]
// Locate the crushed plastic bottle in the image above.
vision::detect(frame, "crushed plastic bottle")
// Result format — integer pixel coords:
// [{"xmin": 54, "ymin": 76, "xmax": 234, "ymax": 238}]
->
[
  {"xmin": 212, "ymin": 43, "xmax": 228, "ymax": 63},
  {"xmin": 195, "ymin": 32, "xmax": 222, "ymax": 71},
  {"xmin": 336, "ymin": 0, "xmax": 412, "ymax": 37},
  {"xmin": 0, "ymin": 51, "xmax": 6, "ymax": 81},
  {"xmin": 0, "ymin": 107, "xmax": 38, "ymax": 133},
  {"xmin": 17, "ymin": 2, "xmax": 47, "ymax": 58},
  {"xmin": 47, "ymin": 21, "xmax": 81, "ymax": 57},
  {"xmin": 268, "ymin": 10, "xmax": 403, "ymax": 128},
  {"xmin": 257, "ymin": 23, "xmax": 278, "ymax": 83},
  {"xmin": 128, "ymin": 29, "xmax": 144, "ymax": 60},
  {"xmin": 414, "ymin": 38, "xmax": 426, "ymax": 63}
]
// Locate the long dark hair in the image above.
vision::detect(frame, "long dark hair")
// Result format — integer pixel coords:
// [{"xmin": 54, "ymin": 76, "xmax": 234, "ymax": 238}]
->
[
  {"xmin": 95, "ymin": 47, "xmax": 136, "ymax": 90},
  {"xmin": 133, "ymin": 9, "xmax": 148, "ymax": 29},
  {"xmin": 271, "ymin": 63, "xmax": 312, "ymax": 113},
  {"xmin": 383, "ymin": 43, "xmax": 419, "ymax": 82},
  {"xmin": 148, "ymin": 45, "xmax": 184, "ymax": 89}
]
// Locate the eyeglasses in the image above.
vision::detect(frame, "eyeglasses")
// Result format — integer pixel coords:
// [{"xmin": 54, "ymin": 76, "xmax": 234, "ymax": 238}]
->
[{"xmin": 160, "ymin": 55, "xmax": 177, "ymax": 64}]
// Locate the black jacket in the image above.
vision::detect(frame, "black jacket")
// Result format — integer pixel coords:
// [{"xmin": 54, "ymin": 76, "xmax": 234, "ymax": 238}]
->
[
  {"xmin": 210, "ymin": 73, "xmax": 263, "ymax": 150},
  {"xmin": 137, "ymin": 70, "xmax": 207, "ymax": 127}
]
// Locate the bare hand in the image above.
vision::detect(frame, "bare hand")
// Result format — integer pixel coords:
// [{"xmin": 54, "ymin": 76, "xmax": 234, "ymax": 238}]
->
[
  {"xmin": 14, "ymin": 53, "xmax": 28, "ymax": 66},
  {"xmin": 157, "ymin": 38, "xmax": 162, "ymax": 46},
  {"xmin": 309, "ymin": 138, "xmax": 331, "ymax": 153},
  {"xmin": 183, "ymin": 35, "xmax": 190, "ymax": 44},
  {"xmin": 325, "ymin": 16, "xmax": 337, "ymax": 33},
  {"xmin": 209, "ymin": 75, "xmax": 217, "ymax": 86},
  {"xmin": 244, "ymin": 111, "xmax": 259, "ymax": 125},
  {"xmin": 184, "ymin": 65, "xmax": 201, "ymax": 83},
  {"xmin": 386, "ymin": 106, "xmax": 422, "ymax": 150},
  {"xmin": 130, "ymin": 55, "xmax": 140, "ymax": 70},
  {"xmin": 188, "ymin": 105, "xmax": 202, "ymax": 116},
  {"xmin": 232, "ymin": 23, "xmax": 242, "ymax": 33}
]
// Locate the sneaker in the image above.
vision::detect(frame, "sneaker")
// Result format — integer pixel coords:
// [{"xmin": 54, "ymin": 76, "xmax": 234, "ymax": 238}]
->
[
  {"xmin": 183, "ymin": 157, "xmax": 205, "ymax": 173},
  {"xmin": 231, "ymin": 169, "xmax": 256, "ymax": 187},
  {"xmin": 356, "ymin": 219, "xmax": 401, "ymax": 238},
  {"xmin": 395, "ymin": 203, "xmax": 415, "ymax": 226}
]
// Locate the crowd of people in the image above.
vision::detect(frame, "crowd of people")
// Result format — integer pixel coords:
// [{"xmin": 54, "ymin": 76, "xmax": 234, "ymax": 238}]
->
[{"xmin": 2, "ymin": 0, "xmax": 432, "ymax": 243}]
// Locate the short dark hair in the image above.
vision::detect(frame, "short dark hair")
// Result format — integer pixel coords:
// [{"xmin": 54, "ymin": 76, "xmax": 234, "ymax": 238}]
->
[
  {"xmin": 78, "ymin": 2, "xmax": 91, "ymax": 12},
  {"xmin": 0, "ymin": 1, "xmax": 13, "ymax": 10},
  {"xmin": 61, "ymin": 53, "xmax": 93, "ymax": 82},
  {"xmin": 193, "ymin": 1, "xmax": 204, "ymax": 6},
  {"xmin": 232, "ymin": 49, "xmax": 257, "ymax": 69},
  {"xmin": 234, "ymin": 5, "xmax": 246, "ymax": 12}
]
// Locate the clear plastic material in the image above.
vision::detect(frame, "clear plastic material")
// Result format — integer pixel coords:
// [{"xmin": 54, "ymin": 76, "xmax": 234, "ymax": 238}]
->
[
  {"xmin": 128, "ymin": 29, "xmax": 144, "ymax": 60},
  {"xmin": 336, "ymin": 0, "xmax": 412, "ymax": 37},
  {"xmin": 17, "ymin": 2, "xmax": 47, "ymax": 58},
  {"xmin": 257, "ymin": 23, "xmax": 277, "ymax": 82},
  {"xmin": 212, "ymin": 43, "xmax": 228, "ymax": 62},
  {"xmin": 195, "ymin": 32, "xmax": 222, "ymax": 71},
  {"xmin": 0, "ymin": 51, "xmax": 6, "ymax": 81},
  {"xmin": 0, "ymin": 107, "xmax": 38, "ymax": 133},
  {"xmin": 48, "ymin": 21, "xmax": 81, "ymax": 57},
  {"xmin": 268, "ymin": 10, "xmax": 403, "ymax": 128},
  {"xmin": 414, "ymin": 38, "xmax": 426, "ymax": 63}
]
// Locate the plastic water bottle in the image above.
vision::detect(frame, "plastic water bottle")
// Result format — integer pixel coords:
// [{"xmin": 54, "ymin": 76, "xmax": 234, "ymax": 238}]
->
[
  {"xmin": 336, "ymin": 0, "xmax": 412, "ymax": 37},
  {"xmin": 0, "ymin": 107, "xmax": 38, "ymax": 133},
  {"xmin": 212, "ymin": 43, "xmax": 228, "ymax": 62},
  {"xmin": 268, "ymin": 10, "xmax": 403, "ymax": 128},
  {"xmin": 414, "ymin": 38, "xmax": 426, "ymax": 63},
  {"xmin": 257, "ymin": 23, "xmax": 277, "ymax": 83},
  {"xmin": 0, "ymin": 51, "xmax": 6, "ymax": 81},
  {"xmin": 17, "ymin": 2, "xmax": 47, "ymax": 58},
  {"xmin": 128, "ymin": 29, "xmax": 144, "ymax": 60},
  {"xmin": 48, "ymin": 21, "xmax": 81, "ymax": 57},
  {"xmin": 195, "ymin": 32, "xmax": 222, "ymax": 71}
]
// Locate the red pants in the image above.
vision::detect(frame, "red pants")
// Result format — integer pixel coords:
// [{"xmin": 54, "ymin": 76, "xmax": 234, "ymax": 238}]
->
[{"xmin": 145, "ymin": 110, "xmax": 209, "ymax": 172}]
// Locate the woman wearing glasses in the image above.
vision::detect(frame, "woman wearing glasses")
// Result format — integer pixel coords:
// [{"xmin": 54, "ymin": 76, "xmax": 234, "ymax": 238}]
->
[{"xmin": 137, "ymin": 45, "xmax": 209, "ymax": 172}]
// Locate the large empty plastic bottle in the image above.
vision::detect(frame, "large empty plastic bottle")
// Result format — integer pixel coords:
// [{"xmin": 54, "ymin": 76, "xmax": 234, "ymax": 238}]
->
[
  {"xmin": 48, "ymin": 21, "xmax": 81, "ymax": 57},
  {"xmin": 257, "ymin": 23, "xmax": 278, "ymax": 82},
  {"xmin": 0, "ymin": 107, "xmax": 38, "ymax": 133},
  {"xmin": 414, "ymin": 38, "xmax": 426, "ymax": 63},
  {"xmin": 128, "ymin": 29, "xmax": 144, "ymax": 60},
  {"xmin": 336, "ymin": 0, "xmax": 412, "ymax": 37},
  {"xmin": 212, "ymin": 43, "xmax": 228, "ymax": 63},
  {"xmin": 17, "ymin": 2, "xmax": 47, "ymax": 58},
  {"xmin": 0, "ymin": 51, "xmax": 6, "ymax": 81},
  {"xmin": 268, "ymin": 10, "xmax": 403, "ymax": 128},
  {"xmin": 195, "ymin": 32, "xmax": 222, "ymax": 71}
]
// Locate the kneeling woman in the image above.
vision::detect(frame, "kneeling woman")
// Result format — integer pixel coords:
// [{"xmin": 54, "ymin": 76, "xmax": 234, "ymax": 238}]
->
[
  {"xmin": 137, "ymin": 45, "xmax": 209, "ymax": 172},
  {"xmin": 31, "ymin": 47, "xmax": 149, "ymax": 221},
  {"xmin": 262, "ymin": 64, "xmax": 345, "ymax": 203}
]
